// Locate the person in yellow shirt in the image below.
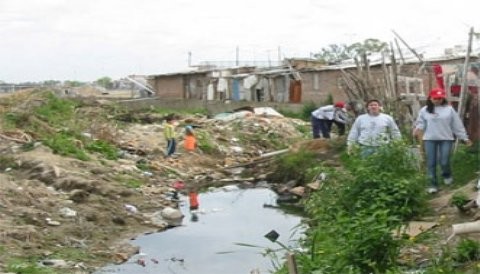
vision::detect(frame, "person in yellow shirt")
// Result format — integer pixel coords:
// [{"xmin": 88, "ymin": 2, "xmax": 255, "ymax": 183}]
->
[
  {"xmin": 164, "ymin": 115, "xmax": 177, "ymax": 157},
  {"xmin": 183, "ymin": 125, "xmax": 197, "ymax": 152}
]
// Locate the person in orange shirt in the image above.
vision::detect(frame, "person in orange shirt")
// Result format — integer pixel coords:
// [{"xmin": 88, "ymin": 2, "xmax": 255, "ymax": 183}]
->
[
  {"xmin": 189, "ymin": 189, "xmax": 199, "ymax": 211},
  {"xmin": 184, "ymin": 125, "xmax": 197, "ymax": 152},
  {"xmin": 188, "ymin": 187, "xmax": 200, "ymax": 222}
]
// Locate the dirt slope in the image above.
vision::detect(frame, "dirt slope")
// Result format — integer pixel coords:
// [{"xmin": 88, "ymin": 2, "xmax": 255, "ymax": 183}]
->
[{"xmin": 0, "ymin": 90, "xmax": 311, "ymax": 273}]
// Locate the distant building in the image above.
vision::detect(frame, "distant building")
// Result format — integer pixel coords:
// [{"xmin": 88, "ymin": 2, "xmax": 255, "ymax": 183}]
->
[{"xmin": 147, "ymin": 56, "xmax": 479, "ymax": 104}]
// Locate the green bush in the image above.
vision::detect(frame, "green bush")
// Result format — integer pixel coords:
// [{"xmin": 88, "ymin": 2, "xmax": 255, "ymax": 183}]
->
[
  {"xmin": 455, "ymin": 239, "xmax": 480, "ymax": 263},
  {"xmin": 270, "ymin": 149, "xmax": 318, "ymax": 184},
  {"xmin": 43, "ymin": 132, "xmax": 89, "ymax": 161},
  {"xmin": 6, "ymin": 258, "xmax": 59, "ymax": 274},
  {"xmin": 294, "ymin": 142, "xmax": 428, "ymax": 274},
  {"xmin": 2, "ymin": 112, "xmax": 28, "ymax": 129},
  {"xmin": 196, "ymin": 130, "xmax": 216, "ymax": 154},
  {"xmin": 301, "ymin": 101, "xmax": 317, "ymax": 121},
  {"xmin": 450, "ymin": 192, "xmax": 470, "ymax": 211},
  {"xmin": 34, "ymin": 92, "xmax": 79, "ymax": 126},
  {"xmin": 451, "ymin": 143, "xmax": 479, "ymax": 186}
]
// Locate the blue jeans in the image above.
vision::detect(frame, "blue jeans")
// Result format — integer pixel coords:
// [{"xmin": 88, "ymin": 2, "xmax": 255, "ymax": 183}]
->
[
  {"xmin": 424, "ymin": 140, "xmax": 453, "ymax": 187},
  {"xmin": 166, "ymin": 138, "xmax": 176, "ymax": 156},
  {"xmin": 311, "ymin": 116, "xmax": 332, "ymax": 139}
]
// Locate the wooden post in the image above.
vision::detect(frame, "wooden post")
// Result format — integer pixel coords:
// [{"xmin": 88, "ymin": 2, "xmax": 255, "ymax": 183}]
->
[
  {"xmin": 390, "ymin": 42, "xmax": 399, "ymax": 97},
  {"xmin": 286, "ymin": 253, "xmax": 298, "ymax": 274},
  {"xmin": 458, "ymin": 27, "xmax": 474, "ymax": 119},
  {"xmin": 394, "ymin": 38, "xmax": 405, "ymax": 65},
  {"xmin": 477, "ymin": 84, "xmax": 480, "ymax": 142},
  {"xmin": 391, "ymin": 30, "xmax": 424, "ymax": 63},
  {"xmin": 381, "ymin": 51, "xmax": 392, "ymax": 99},
  {"xmin": 455, "ymin": 27, "xmax": 474, "ymax": 152}
]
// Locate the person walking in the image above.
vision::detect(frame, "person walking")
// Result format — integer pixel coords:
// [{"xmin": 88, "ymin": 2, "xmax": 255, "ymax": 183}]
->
[
  {"xmin": 164, "ymin": 115, "xmax": 177, "ymax": 158},
  {"xmin": 413, "ymin": 88, "xmax": 472, "ymax": 194},
  {"xmin": 311, "ymin": 101, "xmax": 349, "ymax": 139},
  {"xmin": 347, "ymin": 99, "xmax": 401, "ymax": 157}
]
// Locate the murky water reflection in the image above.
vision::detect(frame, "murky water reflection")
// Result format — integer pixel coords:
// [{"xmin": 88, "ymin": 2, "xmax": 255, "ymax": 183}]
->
[{"xmin": 95, "ymin": 187, "xmax": 304, "ymax": 274}]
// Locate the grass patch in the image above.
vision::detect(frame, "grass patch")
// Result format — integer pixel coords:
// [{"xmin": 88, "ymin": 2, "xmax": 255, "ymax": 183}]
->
[
  {"xmin": 51, "ymin": 247, "xmax": 95, "ymax": 262},
  {"xmin": 113, "ymin": 174, "xmax": 144, "ymax": 189},
  {"xmin": 451, "ymin": 143, "xmax": 479, "ymax": 186},
  {"xmin": 0, "ymin": 155, "xmax": 18, "ymax": 170},
  {"xmin": 85, "ymin": 140, "xmax": 118, "ymax": 160},
  {"xmin": 42, "ymin": 132, "xmax": 89, "ymax": 161},
  {"xmin": 34, "ymin": 92, "xmax": 80, "ymax": 126},
  {"xmin": 270, "ymin": 149, "xmax": 318, "ymax": 184},
  {"xmin": 6, "ymin": 258, "xmax": 60, "ymax": 274}
]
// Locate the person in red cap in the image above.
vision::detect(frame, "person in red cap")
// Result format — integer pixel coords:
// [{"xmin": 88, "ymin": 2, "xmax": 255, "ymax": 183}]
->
[
  {"xmin": 413, "ymin": 88, "xmax": 472, "ymax": 194},
  {"xmin": 311, "ymin": 101, "xmax": 350, "ymax": 138}
]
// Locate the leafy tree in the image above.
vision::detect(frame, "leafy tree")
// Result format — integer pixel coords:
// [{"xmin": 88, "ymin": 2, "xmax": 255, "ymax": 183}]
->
[
  {"xmin": 314, "ymin": 38, "xmax": 388, "ymax": 64},
  {"xmin": 64, "ymin": 80, "xmax": 85, "ymax": 87},
  {"xmin": 313, "ymin": 44, "xmax": 350, "ymax": 64},
  {"xmin": 347, "ymin": 38, "xmax": 388, "ymax": 56},
  {"xmin": 43, "ymin": 80, "xmax": 61, "ymax": 86},
  {"xmin": 95, "ymin": 76, "xmax": 113, "ymax": 89}
]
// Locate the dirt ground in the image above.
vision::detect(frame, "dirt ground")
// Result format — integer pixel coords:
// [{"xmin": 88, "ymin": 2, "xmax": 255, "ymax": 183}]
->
[
  {"xmin": 0, "ymin": 89, "xmax": 478, "ymax": 273},
  {"xmin": 0, "ymin": 89, "xmax": 312, "ymax": 273}
]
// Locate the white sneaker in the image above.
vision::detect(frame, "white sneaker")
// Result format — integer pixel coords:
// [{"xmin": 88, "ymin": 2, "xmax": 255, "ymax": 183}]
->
[
  {"xmin": 444, "ymin": 177, "xmax": 453, "ymax": 185},
  {"xmin": 427, "ymin": 187, "xmax": 438, "ymax": 194}
]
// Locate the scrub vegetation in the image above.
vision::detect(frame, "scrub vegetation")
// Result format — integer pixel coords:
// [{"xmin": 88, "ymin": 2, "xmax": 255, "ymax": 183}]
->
[{"xmin": 272, "ymin": 141, "xmax": 480, "ymax": 273}]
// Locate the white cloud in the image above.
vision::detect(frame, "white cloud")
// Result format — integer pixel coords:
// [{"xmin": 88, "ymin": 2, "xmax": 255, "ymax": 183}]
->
[{"xmin": 0, "ymin": 0, "xmax": 479, "ymax": 82}]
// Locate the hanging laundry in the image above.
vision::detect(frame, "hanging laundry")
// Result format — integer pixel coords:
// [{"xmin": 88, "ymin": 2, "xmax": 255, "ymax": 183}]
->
[{"xmin": 207, "ymin": 83, "xmax": 214, "ymax": 100}]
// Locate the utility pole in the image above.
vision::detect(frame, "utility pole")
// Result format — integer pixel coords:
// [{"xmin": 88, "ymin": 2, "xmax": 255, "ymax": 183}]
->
[
  {"xmin": 236, "ymin": 46, "xmax": 239, "ymax": 66},
  {"xmin": 188, "ymin": 51, "xmax": 192, "ymax": 67}
]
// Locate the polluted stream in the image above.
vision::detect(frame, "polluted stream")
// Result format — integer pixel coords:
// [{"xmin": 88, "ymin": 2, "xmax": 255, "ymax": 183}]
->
[{"xmin": 95, "ymin": 186, "xmax": 304, "ymax": 274}]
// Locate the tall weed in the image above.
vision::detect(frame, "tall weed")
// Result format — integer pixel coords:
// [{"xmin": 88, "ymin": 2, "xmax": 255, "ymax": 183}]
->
[{"xmin": 296, "ymin": 142, "xmax": 428, "ymax": 273}]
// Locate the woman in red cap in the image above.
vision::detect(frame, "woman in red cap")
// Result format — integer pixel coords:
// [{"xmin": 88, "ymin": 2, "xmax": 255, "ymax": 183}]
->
[{"xmin": 413, "ymin": 88, "xmax": 472, "ymax": 194}]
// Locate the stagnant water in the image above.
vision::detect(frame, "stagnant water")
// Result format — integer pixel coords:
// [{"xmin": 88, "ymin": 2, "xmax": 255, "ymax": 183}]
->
[{"xmin": 95, "ymin": 186, "xmax": 304, "ymax": 274}]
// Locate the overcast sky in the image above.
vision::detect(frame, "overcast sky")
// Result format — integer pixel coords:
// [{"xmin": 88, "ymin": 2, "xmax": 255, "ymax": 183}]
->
[{"xmin": 1, "ymin": 0, "xmax": 479, "ymax": 83}]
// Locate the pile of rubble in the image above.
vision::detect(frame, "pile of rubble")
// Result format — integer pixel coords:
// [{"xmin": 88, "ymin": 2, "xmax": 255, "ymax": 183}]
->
[{"xmin": 0, "ymin": 93, "xmax": 313, "ymax": 273}]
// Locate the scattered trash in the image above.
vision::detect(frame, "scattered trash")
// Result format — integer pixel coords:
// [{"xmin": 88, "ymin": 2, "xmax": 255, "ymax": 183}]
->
[
  {"xmin": 230, "ymin": 146, "xmax": 244, "ymax": 154},
  {"xmin": 264, "ymin": 230, "xmax": 280, "ymax": 242},
  {"xmin": 124, "ymin": 204, "xmax": 138, "ymax": 214},
  {"xmin": 38, "ymin": 259, "xmax": 68, "ymax": 268},
  {"xmin": 45, "ymin": 218, "xmax": 61, "ymax": 226},
  {"xmin": 172, "ymin": 180, "xmax": 185, "ymax": 190},
  {"xmin": 167, "ymin": 257, "xmax": 185, "ymax": 263},
  {"xmin": 142, "ymin": 171, "xmax": 153, "ymax": 176},
  {"xmin": 59, "ymin": 207, "xmax": 77, "ymax": 218},
  {"xmin": 136, "ymin": 258, "xmax": 146, "ymax": 267},
  {"xmin": 221, "ymin": 185, "xmax": 239, "ymax": 192}
]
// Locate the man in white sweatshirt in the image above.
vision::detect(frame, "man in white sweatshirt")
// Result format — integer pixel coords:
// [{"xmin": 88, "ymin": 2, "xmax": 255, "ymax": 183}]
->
[
  {"xmin": 413, "ymin": 88, "xmax": 472, "ymax": 194},
  {"xmin": 311, "ymin": 101, "xmax": 349, "ymax": 139},
  {"xmin": 347, "ymin": 99, "xmax": 401, "ymax": 157}
]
